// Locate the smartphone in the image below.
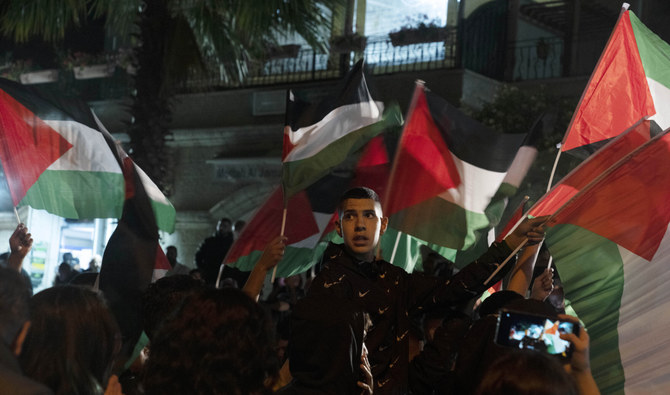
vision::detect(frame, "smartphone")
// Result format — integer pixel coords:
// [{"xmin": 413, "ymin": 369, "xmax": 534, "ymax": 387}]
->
[{"xmin": 494, "ymin": 309, "xmax": 579, "ymax": 359}]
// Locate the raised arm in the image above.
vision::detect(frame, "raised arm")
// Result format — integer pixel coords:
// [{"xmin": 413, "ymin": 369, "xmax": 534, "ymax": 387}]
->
[
  {"xmin": 7, "ymin": 223, "xmax": 33, "ymax": 272},
  {"xmin": 506, "ymin": 243, "xmax": 541, "ymax": 296},
  {"xmin": 242, "ymin": 236, "xmax": 287, "ymax": 301}
]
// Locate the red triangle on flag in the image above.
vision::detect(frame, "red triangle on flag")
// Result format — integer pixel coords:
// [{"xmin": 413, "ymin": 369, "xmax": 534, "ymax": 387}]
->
[
  {"xmin": 384, "ymin": 86, "xmax": 461, "ymax": 216},
  {"xmin": 154, "ymin": 244, "xmax": 171, "ymax": 271},
  {"xmin": 225, "ymin": 188, "xmax": 320, "ymax": 264},
  {"xmin": 0, "ymin": 90, "xmax": 73, "ymax": 205}
]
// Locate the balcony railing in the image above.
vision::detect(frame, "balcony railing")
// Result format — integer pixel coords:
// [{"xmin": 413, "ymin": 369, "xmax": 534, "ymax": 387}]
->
[
  {"xmin": 512, "ymin": 37, "xmax": 565, "ymax": 81},
  {"xmin": 5, "ymin": 30, "xmax": 603, "ymax": 101},
  {"xmin": 180, "ymin": 31, "xmax": 458, "ymax": 91}
]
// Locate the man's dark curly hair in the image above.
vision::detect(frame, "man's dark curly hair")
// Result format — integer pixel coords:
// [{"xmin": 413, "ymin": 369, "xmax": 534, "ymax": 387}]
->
[{"xmin": 142, "ymin": 287, "xmax": 279, "ymax": 394}]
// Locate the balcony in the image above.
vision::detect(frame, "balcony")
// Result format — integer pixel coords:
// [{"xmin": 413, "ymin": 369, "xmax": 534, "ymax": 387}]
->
[
  {"xmin": 1, "ymin": 27, "xmax": 602, "ymax": 104},
  {"xmin": 179, "ymin": 31, "xmax": 459, "ymax": 92}
]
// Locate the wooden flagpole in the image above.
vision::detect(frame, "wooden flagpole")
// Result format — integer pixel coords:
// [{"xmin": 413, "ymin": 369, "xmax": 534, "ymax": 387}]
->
[{"xmin": 270, "ymin": 207, "xmax": 288, "ymax": 282}]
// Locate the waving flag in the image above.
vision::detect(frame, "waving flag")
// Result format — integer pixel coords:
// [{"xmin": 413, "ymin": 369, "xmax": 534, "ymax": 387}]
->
[
  {"xmin": 561, "ymin": 7, "xmax": 670, "ymax": 157},
  {"xmin": 282, "ymin": 59, "xmax": 386, "ymax": 198},
  {"xmin": 531, "ymin": 123, "xmax": 670, "ymax": 393},
  {"xmin": 100, "ymin": 152, "xmax": 173, "ymax": 359},
  {"xmin": 0, "ymin": 79, "xmax": 175, "ymax": 232},
  {"xmin": 530, "ymin": 118, "xmax": 651, "ymax": 225},
  {"xmin": 225, "ymin": 176, "xmax": 348, "ymax": 277},
  {"xmin": 384, "ymin": 83, "xmax": 526, "ymax": 252}
]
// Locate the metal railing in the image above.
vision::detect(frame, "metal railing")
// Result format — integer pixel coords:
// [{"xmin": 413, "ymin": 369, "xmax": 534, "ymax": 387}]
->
[
  {"xmin": 181, "ymin": 30, "xmax": 459, "ymax": 91},
  {"xmin": 16, "ymin": 31, "xmax": 602, "ymax": 100},
  {"xmin": 512, "ymin": 37, "xmax": 565, "ymax": 81}
]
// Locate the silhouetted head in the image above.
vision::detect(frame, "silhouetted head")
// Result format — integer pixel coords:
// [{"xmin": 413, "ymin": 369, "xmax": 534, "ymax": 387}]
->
[{"xmin": 20, "ymin": 286, "xmax": 120, "ymax": 395}]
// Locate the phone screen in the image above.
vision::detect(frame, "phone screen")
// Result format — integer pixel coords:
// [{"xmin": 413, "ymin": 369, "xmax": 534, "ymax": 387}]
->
[{"xmin": 495, "ymin": 310, "xmax": 579, "ymax": 359}]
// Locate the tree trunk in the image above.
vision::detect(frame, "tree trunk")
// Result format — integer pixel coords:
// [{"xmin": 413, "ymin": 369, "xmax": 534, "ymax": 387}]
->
[{"xmin": 128, "ymin": 0, "xmax": 173, "ymax": 195}]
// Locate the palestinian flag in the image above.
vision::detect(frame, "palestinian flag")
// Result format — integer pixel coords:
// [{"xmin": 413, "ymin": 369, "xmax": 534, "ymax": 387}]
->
[
  {"xmin": 282, "ymin": 59, "xmax": 386, "ymax": 198},
  {"xmin": 530, "ymin": 123, "xmax": 669, "ymax": 393},
  {"xmin": 384, "ymin": 83, "xmax": 526, "ymax": 252},
  {"xmin": 100, "ymin": 151, "xmax": 168, "ymax": 361},
  {"xmin": 0, "ymin": 78, "xmax": 175, "ymax": 232},
  {"xmin": 453, "ymin": 109, "xmax": 549, "ymax": 265},
  {"xmin": 530, "ymin": 118, "xmax": 651, "ymax": 220},
  {"xmin": 561, "ymin": 7, "xmax": 670, "ymax": 157}
]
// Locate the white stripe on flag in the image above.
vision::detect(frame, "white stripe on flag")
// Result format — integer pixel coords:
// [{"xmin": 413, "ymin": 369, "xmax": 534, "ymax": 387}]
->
[
  {"xmin": 285, "ymin": 100, "xmax": 383, "ymax": 162},
  {"xmin": 44, "ymin": 120, "xmax": 121, "ymax": 173},
  {"xmin": 289, "ymin": 212, "xmax": 333, "ymax": 249},
  {"xmin": 618, "ymin": 224, "xmax": 670, "ymax": 393},
  {"xmin": 648, "ymin": 77, "xmax": 670, "ymax": 130},
  {"xmin": 437, "ymin": 152, "xmax": 507, "ymax": 214}
]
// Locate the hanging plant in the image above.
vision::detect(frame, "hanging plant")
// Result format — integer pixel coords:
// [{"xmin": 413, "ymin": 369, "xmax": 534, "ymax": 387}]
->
[
  {"xmin": 0, "ymin": 58, "xmax": 34, "ymax": 82},
  {"xmin": 60, "ymin": 51, "xmax": 115, "ymax": 79}
]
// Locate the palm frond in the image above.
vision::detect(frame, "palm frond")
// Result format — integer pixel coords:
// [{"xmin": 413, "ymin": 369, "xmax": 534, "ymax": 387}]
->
[{"xmin": 0, "ymin": 0, "xmax": 89, "ymax": 42}]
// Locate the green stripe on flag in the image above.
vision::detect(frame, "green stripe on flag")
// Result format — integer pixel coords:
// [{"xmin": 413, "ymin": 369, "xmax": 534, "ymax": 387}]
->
[
  {"xmin": 547, "ymin": 224, "xmax": 625, "ymax": 395},
  {"xmin": 20, "ymin": 169, "xmax": 124, "ymax": 219},
  {"xmin": 151, "ymin": 200, "xmax": 176, "ymax": 234},
  {"xmin": 629, "ymin": 12, "xmax": 670, "ymax": 89},
  {"xmin": 230, "ymin": 244, "xmax": 329, "ymax": 278},
  {"xmin": 389, "ymin": 196, "xmax": 491, "ymax": 251}
]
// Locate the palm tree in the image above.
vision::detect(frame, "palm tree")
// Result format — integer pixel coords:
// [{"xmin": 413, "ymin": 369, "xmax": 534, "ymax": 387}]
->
[{"xmin": 0, "ymin": 0, "xmax": 342, "ymax": 193}]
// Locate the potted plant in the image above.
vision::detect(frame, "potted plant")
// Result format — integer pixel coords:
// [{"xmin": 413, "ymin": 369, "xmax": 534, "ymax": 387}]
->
[
  {"xmin": 1, "ymin": 56, "xmax": 59, "ymax": 84},
  {"xmin": 61, "ymin": 51, "xmax": 115, "ymax": 79},
  {"xmin": 389, "ymin": 14, "xmax": 447, "ymax": 46},
  {"xmin": 0, "ymin": 58, "xmax": 32, "ymax": 82},
  {"xmin": 329, "ymin": 33, "xmax": 367, "ymax": 53}
]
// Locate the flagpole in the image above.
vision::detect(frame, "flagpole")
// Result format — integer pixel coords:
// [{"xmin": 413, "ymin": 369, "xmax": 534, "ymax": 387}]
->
[
  {"xmin": 546, "ymin": 146, "xmax": 562, "ymax": 192},
  {"xmin": 270, "ymin": 207, "xmax": 288, "ymax": 282},
  {"xmin": 389, "ymin": 231, "xmax": 402, "ymax": 263},
  {"xmin": 13, "ymin": 207, "xmax": 21, "ymax": 224}
]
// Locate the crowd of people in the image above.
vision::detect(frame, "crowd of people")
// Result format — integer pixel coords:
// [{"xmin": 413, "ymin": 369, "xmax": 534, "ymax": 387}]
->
[{"xmin": 0, "ymin": 187, "xmax": 601, "ymax": 394}]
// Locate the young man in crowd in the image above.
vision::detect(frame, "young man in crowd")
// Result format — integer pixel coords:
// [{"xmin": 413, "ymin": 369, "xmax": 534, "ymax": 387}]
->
[{"xmin": 304, "ymin": 187, "xmax": 546, "ymax": 394}]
